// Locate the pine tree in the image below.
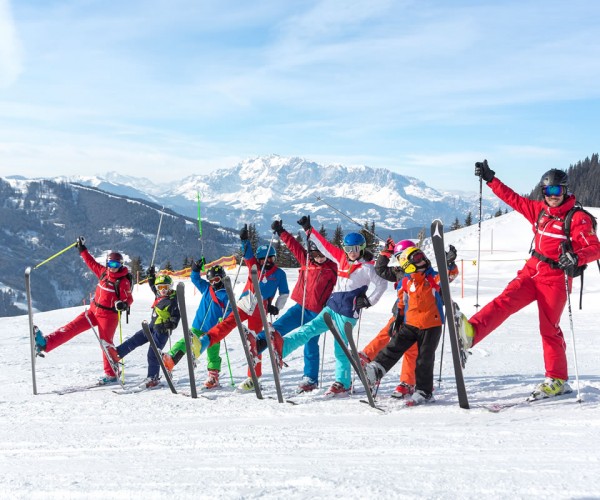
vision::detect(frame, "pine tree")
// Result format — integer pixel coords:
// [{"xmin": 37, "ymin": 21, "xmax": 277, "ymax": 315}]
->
[
  {"xmin": 494, "ymin": 208, "xmax": 503, "ymax": 217},
  {"xmin": 332, "ymin": 225, "xmax": 344, "ymax": 248},
  {"xmin": 319, "ymin": 224, "xmax": 328, "ymax": 239},
  {"xmin": 360, "ymin": 221, "xmax": 376, "ymax": 253},
  {"xmin": 248, "ymin": 223, "xmax": 260, "ymax": 254},
  {"xmin": 129, "ymin": 256, "xmax": 144, "ymax": 282},
  {"xmin": 163, "ymin": 261, "xmax": 173, "ymax": 271},
  {"xmin": 464, "ymin": 212, "xmax": 473, "ymax": 227},
  {"xmin": 450, "ymin": 217, "xmax": 462, "ymax": 231},
  {"xmin": 416, "ymin": 227, "xmax": 426, "ymax": 248}
]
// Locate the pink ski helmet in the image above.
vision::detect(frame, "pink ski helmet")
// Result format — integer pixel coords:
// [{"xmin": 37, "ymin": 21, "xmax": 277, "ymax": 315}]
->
[{"xmin": 393, "ymin": 240, "xmax": 415, "ymax": 258}]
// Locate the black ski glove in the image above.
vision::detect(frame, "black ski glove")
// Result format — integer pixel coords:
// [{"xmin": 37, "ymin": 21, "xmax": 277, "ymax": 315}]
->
[
  {"xmin": 267, "ymin": 304, "xmax": 279, "ymax": 316},
  {"xmin": 446, "ymin": 245, "xmax": 457, "ymax": 267},
  {"xmin": 297, "ymin": 215, "xmax": 312, "ymax": 232},
  {"xmin": 475, "ymin": 160, "xmax": 495, "ymax": 182},
  {"xmin": 271, "ymin": 219, "xmax": 284, "ymax": 236},
  {"xmin": 355, "ymin": 296, "xmax": 371, "ymax": 311},
  {"xmin": 191, "ymin": 258, "xmax": 206, "ymax": 273},
  {"xmin": 76, "ymin": 236, "xmax": 87, "ymax": 254},
  {"xmin": 388, "ymin": 314, "xmax": 404, "ymax": 337},
  {"xmin": 558, "ymin": 251, "xmax": 578, "ymax": 273},
  {"xmin": 240, "ymin": 224, "xmax": 249, "ymax": 241},
  {"xmin": 147, "ymin": 266, "xmax": 156, "ymax": 279},
  {"xmin": 115, "ymin": 300, "xmax": 128, "ymax": 312}
]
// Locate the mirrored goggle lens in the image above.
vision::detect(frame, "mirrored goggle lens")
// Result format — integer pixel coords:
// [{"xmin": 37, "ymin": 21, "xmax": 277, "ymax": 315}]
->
[
  {"xmin": 259, "ymin": 256, "xmax": 275, "ymax": 261},
  {"xmin": 310, "ymin": 251, "xmax": 325, "ymax": 259},
  {"xmin": 343, "ymin": 245, "xmax": 362, "ymax": 253},
  {"xmin": 107, "ymin": 260, "xmax": 122, "ymax": 269},
  {"xmin": 156, "ymin": 284, "xmax": 171, "ymax": 290},
  {"xmin": 209, "ymin": 276, "xmax": 222, "ymax": 284},
  {"xmin": 410, "ymin": 252, "xmax": 426, "ymax": 264},
  {"xmin": 543, "ymin": 185, "xmax": 565, "ymax": 197}
]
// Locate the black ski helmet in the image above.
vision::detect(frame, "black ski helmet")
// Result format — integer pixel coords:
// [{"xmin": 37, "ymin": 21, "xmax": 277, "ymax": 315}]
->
[
  {"xmin": 206, "ymin": 265, "xmax": 226, "ymax": 288},
  {"xmin": 539, "ymin": 169, "xmax": 568, "ymax": 188}
]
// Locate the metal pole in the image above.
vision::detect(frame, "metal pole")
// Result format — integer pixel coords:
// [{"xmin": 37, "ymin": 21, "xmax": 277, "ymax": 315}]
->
[{"xmin": 150, "ymin": 208, "xmax": 165, "ymax": 268}]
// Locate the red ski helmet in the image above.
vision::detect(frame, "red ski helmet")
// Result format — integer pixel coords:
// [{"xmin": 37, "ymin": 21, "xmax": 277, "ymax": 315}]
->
[{"xmin": 106, "ymin": 252, "xmax": 124, "ymax": 270}]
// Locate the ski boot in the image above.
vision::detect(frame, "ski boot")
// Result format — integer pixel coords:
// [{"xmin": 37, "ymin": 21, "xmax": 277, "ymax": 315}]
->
[
  {"xmin": 324, "ymin": 381, "xmax": 350, "ymax": 398},
  {"xmin": 238, "ymin": 376, "xmax": 260, "ymax": 393},
  {"xmin": 528, "ymin": 377, "xmax": 572, "ymax": 401},
  {"xmin": 296, "ymin": 377, "xmax": 318, "ymax": 394},
  {"xmin": 404, "ymin": 390, "xmax": 434, "ymax": 407},
  {"xmin": 391, "ymin": 382, "xmax": 415, "ymax": 399},
  {"xmin": 203, "ymin": 369, "xmax": 220, "ymax": 390},
  {"xmin": 33, "ymin": 326, "xmax": 47, "ymax": 356},
  {"xmin": 97, "ymin": 375, "xmax": 118, "ymax": 386},
  {"xmin": 139, "ymin": 376, "xmax": 161, "ymax": 389}
]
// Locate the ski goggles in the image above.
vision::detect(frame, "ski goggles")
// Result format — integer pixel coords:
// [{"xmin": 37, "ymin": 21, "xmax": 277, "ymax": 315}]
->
[
  {"xmin": 542, "ymin": 185, "xmax": 566, "ymax": 197},
  {"xmin": 258, "ymin": 256, "xmax": 275, "ymax": 262},
  {"xmin": 343, "ymin": 245, "xmax": 363, "ymax": 254},
  {"xmin": 156, "ymin": 284, "xmax": 171, "ymax": 291},
  {"xmin": 208, "ymin": 276, "xmax": 222, "ymax": 284},
  {"xmin": 400, "ymin": 251, "xmax": 427, "ymax": 274},
  {"xmin": 107, "ymin": 260, "xmax": 122, "ymax": 269},
  {"xmin": 309, "ymin": 250, "xmax": 326, "ymax": 260}
]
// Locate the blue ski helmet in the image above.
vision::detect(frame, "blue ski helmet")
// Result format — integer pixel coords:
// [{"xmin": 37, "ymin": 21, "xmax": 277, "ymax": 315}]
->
[
  {"xmin": 343, "ymin": 232, "xmax": 366, "ymax": 253},
  {"xmin": 256, "ymin": 245, "xmax": 276, "ymax": 260}
]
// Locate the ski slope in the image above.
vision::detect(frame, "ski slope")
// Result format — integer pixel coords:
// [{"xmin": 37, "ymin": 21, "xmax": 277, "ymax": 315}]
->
[{"xmin": 2, "ymin": 210, "xmax": 600, "ymax": 499}]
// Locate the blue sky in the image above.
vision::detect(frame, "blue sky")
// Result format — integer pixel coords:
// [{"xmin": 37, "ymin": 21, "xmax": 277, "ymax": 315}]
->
[{"xmin": 0, "ymin": 0, "xmax": 599, "ymax": 194}]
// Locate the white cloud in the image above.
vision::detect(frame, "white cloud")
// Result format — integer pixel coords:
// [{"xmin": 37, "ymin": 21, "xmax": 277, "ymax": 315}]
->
[{"xmin": 0, "ymin": 0, "xmax": 22, "ymax": 88}]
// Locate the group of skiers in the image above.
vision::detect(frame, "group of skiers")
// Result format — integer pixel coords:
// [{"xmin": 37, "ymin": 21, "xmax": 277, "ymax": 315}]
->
[{"xmin": 33, "ymin": 162, "xmax": 600, "ymax": 404}]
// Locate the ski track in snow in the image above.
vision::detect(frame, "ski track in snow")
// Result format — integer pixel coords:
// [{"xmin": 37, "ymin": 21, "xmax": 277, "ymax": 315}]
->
[{"xmin": 2, "ymin": 211, "xmax": 600, "ymax": 499}]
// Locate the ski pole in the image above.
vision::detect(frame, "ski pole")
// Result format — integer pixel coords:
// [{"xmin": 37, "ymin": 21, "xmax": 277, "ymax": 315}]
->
[
  {"xmin": 351, "ymin": 311, "xmax": 363, "ymax": 394},
  {"xmin": 437, "ymin": 321, "xmax": 446, "ymax": 388},
  {"xmin": 118, "ymin": 311, "xmax": 125, "ymax": 383},
  {"xmin": 315, "ymin": 196, "xmax": 385, "ymax": 242},
  {"xmin": 197, "ymin": 192, "xmax": 205, "ymax": 268},
  {"xmin": 150, "ymin": 208, "xmax": 165, "ymax": 269},
  {"xmin": 319, "ymin": 334, "xmax": 326, "ymax": 388},
  {"xmin": 300, "ymin": 236, "xmax": 309, "ymax": 326},
  {"xmin": 563, "ymin": 262, "xmax": 582, "ymax": 402},
  {"xmin": 33, "ymin": 239, "xmax": 80, "ymax": 270},
  {"xmin": 475, "ymin": 176, "xmax": 483, "ymax": 310},
  {"xmin": 84, "ymin": 309, "xmax": 120, "ymax": 379},
  {"xmin": 222, "ymin": 338, "xmax": 235, "ymax": 387}
]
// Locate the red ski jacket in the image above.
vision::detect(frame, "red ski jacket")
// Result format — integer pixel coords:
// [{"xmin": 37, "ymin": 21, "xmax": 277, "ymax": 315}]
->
[
  {"xmin": 280, "ymin": 230, "xmax": 337, "ymax": 313},
  {"xmin": 81, "ymin": 250, "xmax": 134, "ymax": 313},
  {"xmin": 488, "ymin": 177, "xmax": 600, "ymax": 283}
]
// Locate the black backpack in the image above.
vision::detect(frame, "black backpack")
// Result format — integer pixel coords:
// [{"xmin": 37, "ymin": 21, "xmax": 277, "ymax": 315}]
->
[{"xmin": 532, "ymin": 202, "xmax": 599, "ymax": 308}]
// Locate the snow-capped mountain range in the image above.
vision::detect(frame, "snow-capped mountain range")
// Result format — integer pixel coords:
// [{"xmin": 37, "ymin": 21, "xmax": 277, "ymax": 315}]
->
[{"xmin": 47, "ymin": 155, "xmax": 505, "ymax": 238}]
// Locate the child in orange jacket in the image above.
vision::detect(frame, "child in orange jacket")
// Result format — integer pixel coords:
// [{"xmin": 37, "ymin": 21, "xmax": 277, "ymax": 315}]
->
[
  {"xmin": 361, "ymin": 239, "xmax": 458, "ymax": 398},
  {"xmin": 364, "ymin": 245, "xmax": 454, "ymax": 406}
]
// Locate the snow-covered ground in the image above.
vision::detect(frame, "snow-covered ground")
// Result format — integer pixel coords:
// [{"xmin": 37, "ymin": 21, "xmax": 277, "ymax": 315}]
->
[{"xmin": 2, "ymin": 211, "xmax": 600, "ymax": 499}]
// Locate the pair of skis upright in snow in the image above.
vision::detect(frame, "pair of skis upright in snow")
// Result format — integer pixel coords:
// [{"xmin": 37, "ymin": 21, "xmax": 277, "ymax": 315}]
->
[{"xmin": 221, "ymin": 265, "xmax": 286, "ymax": 403}]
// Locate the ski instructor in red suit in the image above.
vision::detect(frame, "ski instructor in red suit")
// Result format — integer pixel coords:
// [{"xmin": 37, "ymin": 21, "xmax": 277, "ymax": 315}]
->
[
  {"xmin": 34, "ymin": 237, "xmax": 134, "ymax": 385},
  {"xmin": 460, "ymin": 161, "xmax": 600, "ymax": 399}
]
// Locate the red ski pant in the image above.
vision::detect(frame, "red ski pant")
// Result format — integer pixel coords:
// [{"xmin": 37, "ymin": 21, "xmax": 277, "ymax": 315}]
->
[
  {"xmin": 44, "ymin": 308, "xmax": 120, "ymax": 376},
  {"xmin": 206, "ymin": 308, "xmax": 264, "ymax": 376},
  {"xmin": 362, "ymin": 316, "xmax": 418, "ymax": 386},
  {"xmin": 469, "ymin": 275, "xmax": 568, "ymax": 380}
]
